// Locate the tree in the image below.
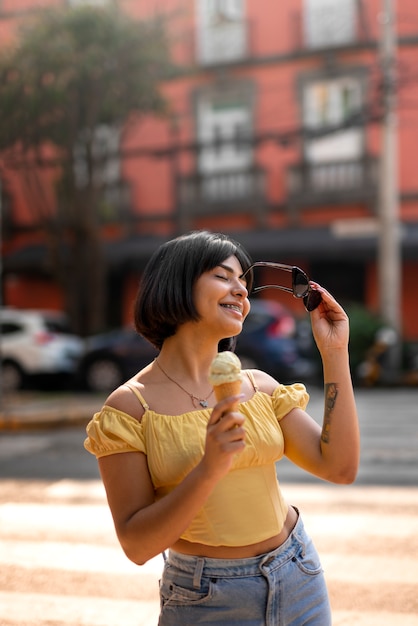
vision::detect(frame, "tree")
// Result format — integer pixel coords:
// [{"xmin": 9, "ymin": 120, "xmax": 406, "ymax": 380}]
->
[{"xmin": 0, "ymin": 4, "xmax": 170, "ymax": 335}]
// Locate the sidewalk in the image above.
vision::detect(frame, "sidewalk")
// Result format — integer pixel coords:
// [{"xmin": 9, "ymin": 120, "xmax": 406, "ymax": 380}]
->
[
  {"xmin": 0, "ymin": 388, "xmax": 417, "ymax": 624},
  {"xmin": 0, "ymin": 391, "xmax": 104, "ymax": 431},
  {"xmin": 1, "ymin": 479, "xmax": 417, "ymax": 625}
]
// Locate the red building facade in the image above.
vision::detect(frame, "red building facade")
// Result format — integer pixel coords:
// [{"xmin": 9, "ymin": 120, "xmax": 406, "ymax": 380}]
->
[{"xmin": 2, "ymin": 0, "xmax": 418, "ymax": 340}]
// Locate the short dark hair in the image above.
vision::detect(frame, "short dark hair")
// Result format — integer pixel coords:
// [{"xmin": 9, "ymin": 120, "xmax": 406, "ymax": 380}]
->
[{"xmin": 134, "ymin": 231, "xmax": 253, "ymax": 349}]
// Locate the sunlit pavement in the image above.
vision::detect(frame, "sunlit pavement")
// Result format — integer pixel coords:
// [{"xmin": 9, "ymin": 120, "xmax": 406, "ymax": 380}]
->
[{"xmin": 0, "ymin": 478, "xmax": 417, "ymax": 625}]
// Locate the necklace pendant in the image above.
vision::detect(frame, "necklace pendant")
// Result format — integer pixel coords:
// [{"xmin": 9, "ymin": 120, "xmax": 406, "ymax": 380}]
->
[{"xmin": 199, "ymin": 400, "xmax": 209, "ymax": 408}]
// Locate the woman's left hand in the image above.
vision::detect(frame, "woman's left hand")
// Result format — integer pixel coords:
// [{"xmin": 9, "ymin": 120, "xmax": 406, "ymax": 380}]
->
[{"xmin": 308, "ymin": 282, "xmax": 350, "ymax": 354}]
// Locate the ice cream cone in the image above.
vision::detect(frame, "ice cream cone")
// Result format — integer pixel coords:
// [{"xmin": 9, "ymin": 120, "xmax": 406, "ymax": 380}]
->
[
  {"xmin": 209, "ymin": 351, "xmax": 242, "ymax": 411},
  {"xmin": 213, "ymin": 380, "xmax": 242, "ymax": 411}
]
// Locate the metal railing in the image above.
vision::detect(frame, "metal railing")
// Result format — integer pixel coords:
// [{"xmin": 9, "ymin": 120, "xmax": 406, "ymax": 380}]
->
[{"xmin": 287, "ymin": 157, "xmax": 378, "ymax": 208}]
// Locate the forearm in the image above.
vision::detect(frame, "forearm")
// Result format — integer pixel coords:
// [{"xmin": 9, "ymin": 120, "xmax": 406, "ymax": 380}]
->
[
  {"xmin": 116, "ymin": 462, "xmax": 218, "ymax": 565},
  {"xmin": 319, "ymin": 347, "xmax": 360, "ymax": 483}
]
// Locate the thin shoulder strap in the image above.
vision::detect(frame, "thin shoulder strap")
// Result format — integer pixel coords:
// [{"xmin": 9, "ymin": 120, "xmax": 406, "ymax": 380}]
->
[
  {"xmin": 124, "ymin": 382, "xmax": 150, "ymax": 410},
  {"xmin": 246, "ymin": 370, "xmax": 259, "ymax": 392}
]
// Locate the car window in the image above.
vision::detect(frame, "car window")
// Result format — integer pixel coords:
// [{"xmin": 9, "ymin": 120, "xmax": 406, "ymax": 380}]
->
[
  {"xmin": 43, "ymin": 318, "xmax": 72, "ymax": 334},
  {"xmin": 0, "ymin": 322, "xmax": 24, "ymax": 335}
]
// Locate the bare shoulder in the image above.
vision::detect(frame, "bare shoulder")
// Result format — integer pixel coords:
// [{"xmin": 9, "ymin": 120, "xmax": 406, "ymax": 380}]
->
[
  {"xmin": 244, "ymin": 369, "xmax": 280, "ymax": 395},
  {"xmin": 103, "ymin": 362, "xmax": 155, "ymax": 421},
  {"xmin": 104, "ymin": 381, "xmax": 146, "ymax": 422}
]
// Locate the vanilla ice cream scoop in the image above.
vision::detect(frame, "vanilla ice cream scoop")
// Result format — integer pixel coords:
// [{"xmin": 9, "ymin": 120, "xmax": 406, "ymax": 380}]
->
[
  {"xmin": 208, "ymin": 351, "xmax": 242, "ymax": 386},
  {"xmin": 209, "ymin": 352, "xmax": 242, "ymax": 410}
]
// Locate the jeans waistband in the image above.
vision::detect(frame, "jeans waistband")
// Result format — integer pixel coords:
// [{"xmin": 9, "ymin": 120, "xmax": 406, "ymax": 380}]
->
[{"xmin": 166, "ymin": 507, "xmax": 305, "ymax": 584}]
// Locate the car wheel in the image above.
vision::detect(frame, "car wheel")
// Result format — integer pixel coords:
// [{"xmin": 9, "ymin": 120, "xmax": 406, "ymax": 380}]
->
[
  {"xmin": 2, "ymin": 361, "xmax": 24, "ymax": 392},
  {"xmin": 85, "ymin": 358, "xmax": 124, "ymax": 392}
]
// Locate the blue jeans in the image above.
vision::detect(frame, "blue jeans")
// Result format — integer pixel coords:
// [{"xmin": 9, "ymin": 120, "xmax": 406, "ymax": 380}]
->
[{"xmin": 158, "ymin": 510, "xmax": 331, "ymax": 625}]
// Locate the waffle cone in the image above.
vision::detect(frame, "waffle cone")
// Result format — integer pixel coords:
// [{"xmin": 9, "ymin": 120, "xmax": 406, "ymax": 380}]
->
[{"xmin": 213, "ymin": 380, "xmax": 242, "ymax": 411}]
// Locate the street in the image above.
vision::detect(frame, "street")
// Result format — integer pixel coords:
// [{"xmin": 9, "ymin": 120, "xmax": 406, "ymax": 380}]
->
[
  {"xmin": 0, "ymin": 386, "xmax": 417, "ymax": 625},
  {"xmin": 1, "ymin": 386, "xmax": 416, "ymax": 485}
]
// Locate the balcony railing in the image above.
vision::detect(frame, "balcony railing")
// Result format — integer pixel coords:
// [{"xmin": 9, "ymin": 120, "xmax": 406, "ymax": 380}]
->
[
  {"xmin": 290, "ymin": 1, "xmax": 370, "ymax": 52},
  {"xmin": 286, "ymin": 157, "xmax": 378, "ymax": 209},
  {"xmin": 196, "ymin": 18, "xmax": 249, "ymax": 65},
  {"xmin": 177, "ymin": 166, "xmax": 266, "ymax": 227}
]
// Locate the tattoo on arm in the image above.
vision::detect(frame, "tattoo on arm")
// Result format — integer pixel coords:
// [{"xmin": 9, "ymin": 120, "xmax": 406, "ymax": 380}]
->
[{"xmin": 322, "ymin": 383, "xmax": 339, "ymax": 444}]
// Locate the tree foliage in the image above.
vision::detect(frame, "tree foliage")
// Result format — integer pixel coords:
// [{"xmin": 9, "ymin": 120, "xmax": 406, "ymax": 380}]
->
[
  {"xmin": 0, "ymin": 4, "xmax": 171, "ymax": 335},
  {"xmin": 0, "ymin": 4, "xmax": 169, "ymax": 151}
]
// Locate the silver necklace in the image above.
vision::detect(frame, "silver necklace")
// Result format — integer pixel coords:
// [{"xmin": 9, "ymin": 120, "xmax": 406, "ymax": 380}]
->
[{"xmin": 154, "ymin": 358, "xmax": 213, "ymax": 408}]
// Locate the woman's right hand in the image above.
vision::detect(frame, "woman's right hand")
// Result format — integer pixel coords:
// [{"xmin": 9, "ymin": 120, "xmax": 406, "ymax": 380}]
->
[{"xmin": 201, "ymin": 395, "xmax": 246, "ymax": 480}]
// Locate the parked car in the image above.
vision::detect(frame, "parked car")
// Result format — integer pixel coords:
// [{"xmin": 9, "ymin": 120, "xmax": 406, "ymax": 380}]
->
[
  {"xmin": 77, "ymin": 327, "xmax": 158, "ymax": 392},
  {"xmin": 78, "ymin": 300, "xmax": 316, "ymax": 393},
  {"xmin": 234, "ymin": 300, "xmax": 318, "ymax": 383},
  {"xmin": 0, "ymin": 308, "xmax": 84, "ymax": 391}
]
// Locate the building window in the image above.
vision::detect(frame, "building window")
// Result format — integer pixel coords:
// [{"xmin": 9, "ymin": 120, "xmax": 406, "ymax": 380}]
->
[
  {"xmin": 73, "ymin": 124, "xmax": 120, "ymax": 189},
  {"xmin": 197, "ymin": 96, "xmax": 252, "ymax": 173},
  {"xmin": 196, "ymin": 0, "xmax": 247, "ymax": 65},
  {"xmin": 194, "ymin": 89, "xmax": 254, "ymax": 201},
  {"xmin": 72, "ymin": 124, "xmax": 126, "ymax": 221},
  {"xmin": 302, "ymin": 76, "xmax": 363, "ymax": 162},
  {"xmin": 67, "ymin": 0, "xmax": 109, "ymax": 7},
  {"xmin": 304, "ymin": 0, "xmax": 357, "ymax": 48}
]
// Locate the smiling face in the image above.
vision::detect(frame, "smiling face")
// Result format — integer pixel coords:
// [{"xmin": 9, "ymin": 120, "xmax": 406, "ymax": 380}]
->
[{"xmin": 192, "ymin": 255, "xmax": 251, "ymax": 340}]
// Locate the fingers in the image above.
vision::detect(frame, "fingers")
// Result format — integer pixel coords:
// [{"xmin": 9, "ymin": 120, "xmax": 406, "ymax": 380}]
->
[
  {"xmin": 309, "ymin": 282, "xmax": 334, "ymax": 304},
  {"xmin": 309, "ymin": 282, "xmax": 347, "ymax": 318},
  {"xmin": 207, "ymin": 395, "xmax": 245, "ymax": 427},
  {"xmin": 207, "ymin": 395, "xmax": 246, "ymax": 453},
  {"xmin": 202, "ymin": 397, "xmax": 247, "ymax": 480},
  {"xmin": 308, "ymin": 282, "xmax": 350, "ymax": 351}
]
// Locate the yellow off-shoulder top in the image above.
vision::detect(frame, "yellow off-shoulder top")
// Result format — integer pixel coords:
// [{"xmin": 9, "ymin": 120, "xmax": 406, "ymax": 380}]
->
[{"xmin": 84, "ymin": 380, "xmax": 309, "ymax": 547}]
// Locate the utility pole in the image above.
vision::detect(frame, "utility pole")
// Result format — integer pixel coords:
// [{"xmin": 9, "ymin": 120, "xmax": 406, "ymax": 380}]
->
[
  {"xmin": 378, "ymin": 0, "xmax": 402, "ymax": 380},
  {"xmin": 0, "ymin": 178, "xmax": 3, "ymax": 408}
]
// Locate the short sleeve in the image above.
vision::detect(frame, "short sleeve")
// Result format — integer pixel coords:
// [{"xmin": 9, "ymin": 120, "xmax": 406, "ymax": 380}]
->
[
  {"xmin": 84, "ymin": 406, "xmax": 146, "ymax": 459},
  {"xmin": 272, "ymin": 383, "xmax": 309, "ymax": 421}
]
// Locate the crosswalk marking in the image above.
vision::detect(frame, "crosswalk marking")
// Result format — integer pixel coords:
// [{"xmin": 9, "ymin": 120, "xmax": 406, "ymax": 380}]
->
[{"xmin": 1, "ymin": 480, "xmax": 418, "ymax": 626}]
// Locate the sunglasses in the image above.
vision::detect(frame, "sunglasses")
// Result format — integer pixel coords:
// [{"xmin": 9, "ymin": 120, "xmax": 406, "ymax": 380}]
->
[{"xmin": 241, "ymin": 262, "xmax": 322, "ymax": 312}]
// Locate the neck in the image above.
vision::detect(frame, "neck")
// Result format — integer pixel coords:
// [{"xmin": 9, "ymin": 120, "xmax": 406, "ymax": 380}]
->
[
  {"xmin": 158, "ymin": 337, "xmax": 218, "ymax": 383},
  {"xmin": 154, "ymin": 357, "xmax": 214, "ymax": 408}
]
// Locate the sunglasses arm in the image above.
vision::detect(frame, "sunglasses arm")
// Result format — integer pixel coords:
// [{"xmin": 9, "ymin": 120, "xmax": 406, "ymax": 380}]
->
[{"xmin": 252, "ymin": 285, "xmax": 294, "ymax": 294}]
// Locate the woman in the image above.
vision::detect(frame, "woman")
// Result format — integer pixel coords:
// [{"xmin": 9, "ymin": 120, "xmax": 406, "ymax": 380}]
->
[{"xmin": 85, "ymin": 230, "xmax": 360, "ymax": 625}]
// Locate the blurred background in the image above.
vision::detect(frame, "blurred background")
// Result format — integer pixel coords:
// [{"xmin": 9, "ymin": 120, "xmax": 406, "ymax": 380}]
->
[
  {"xmin": 1, "ymin": 5, "xmax": 418, "ymax": 625},
  {"xmin": 1, "ymin": 0, "xmax": 418, "ymax": 394}
]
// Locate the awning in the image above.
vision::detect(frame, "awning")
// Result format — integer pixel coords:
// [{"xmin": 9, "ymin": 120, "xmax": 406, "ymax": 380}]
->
[{"xmin": 3, "ymin": 223, "xmax": 418, "ymax": 274}]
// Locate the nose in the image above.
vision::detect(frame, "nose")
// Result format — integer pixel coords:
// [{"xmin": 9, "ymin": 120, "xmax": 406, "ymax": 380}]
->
[{"xmin": 233, "ymin": 277, "xmax": 248, "ymax": 298}]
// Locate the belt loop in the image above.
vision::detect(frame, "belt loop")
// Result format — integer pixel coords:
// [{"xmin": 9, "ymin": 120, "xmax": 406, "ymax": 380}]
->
[{"xmin": 193, "ymin": 557, "xmax": 204, "ymax": 588}]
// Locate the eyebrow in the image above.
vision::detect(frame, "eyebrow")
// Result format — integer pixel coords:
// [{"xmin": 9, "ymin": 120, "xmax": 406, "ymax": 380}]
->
[
  {"xmin": 218, "ymin": 263, "xmax": 247, "ymax": 282},
  {"xmin": 218, "ymin": 263, "xmax": 235, "ymax": 274}
]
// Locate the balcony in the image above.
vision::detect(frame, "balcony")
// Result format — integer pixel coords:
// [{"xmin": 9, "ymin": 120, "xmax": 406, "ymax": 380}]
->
[
  {"xmin": 196, "ymin": 18, "xmax": 249, "ymax": 66},
  {"xmin": 286, "ymin": 156, "xmax": 378, "ymax": 211},
  {"xmin": 290, "ymin": 0, "xmax": 370, "ymax": 52},
  {"xmin": 177, "ymin": 166, "xmax": 266, "ymax": 228}
]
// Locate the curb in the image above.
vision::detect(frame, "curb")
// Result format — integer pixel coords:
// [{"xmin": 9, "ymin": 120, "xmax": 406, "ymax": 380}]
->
[
  {"xmin": 0, "ymin": 393, "xmax": 104, "ymax": 432},
  {"xmin": 0, "ymin": 412, "xmax": 92, "ymax": 432}
]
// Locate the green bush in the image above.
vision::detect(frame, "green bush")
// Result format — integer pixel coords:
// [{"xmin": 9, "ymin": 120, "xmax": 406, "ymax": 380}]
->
[{"xmin": 345, "ymin": 304, "xmax": 387, "ymax": 373}]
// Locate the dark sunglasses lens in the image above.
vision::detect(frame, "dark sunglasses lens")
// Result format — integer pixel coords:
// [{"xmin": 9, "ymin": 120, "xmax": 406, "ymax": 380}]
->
[
  {"xmin": 293, "ymin": 268, "xmax": 309, "ymax": 298},
  {"xmin": 304, "ymin": 289, "xmax": 322, "ymax": 312}
]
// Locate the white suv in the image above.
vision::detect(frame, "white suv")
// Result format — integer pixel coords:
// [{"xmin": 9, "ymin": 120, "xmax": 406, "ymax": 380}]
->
[{"xmin": 0, "ymin": 308, "xmax": 84, "ymax": 391}]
